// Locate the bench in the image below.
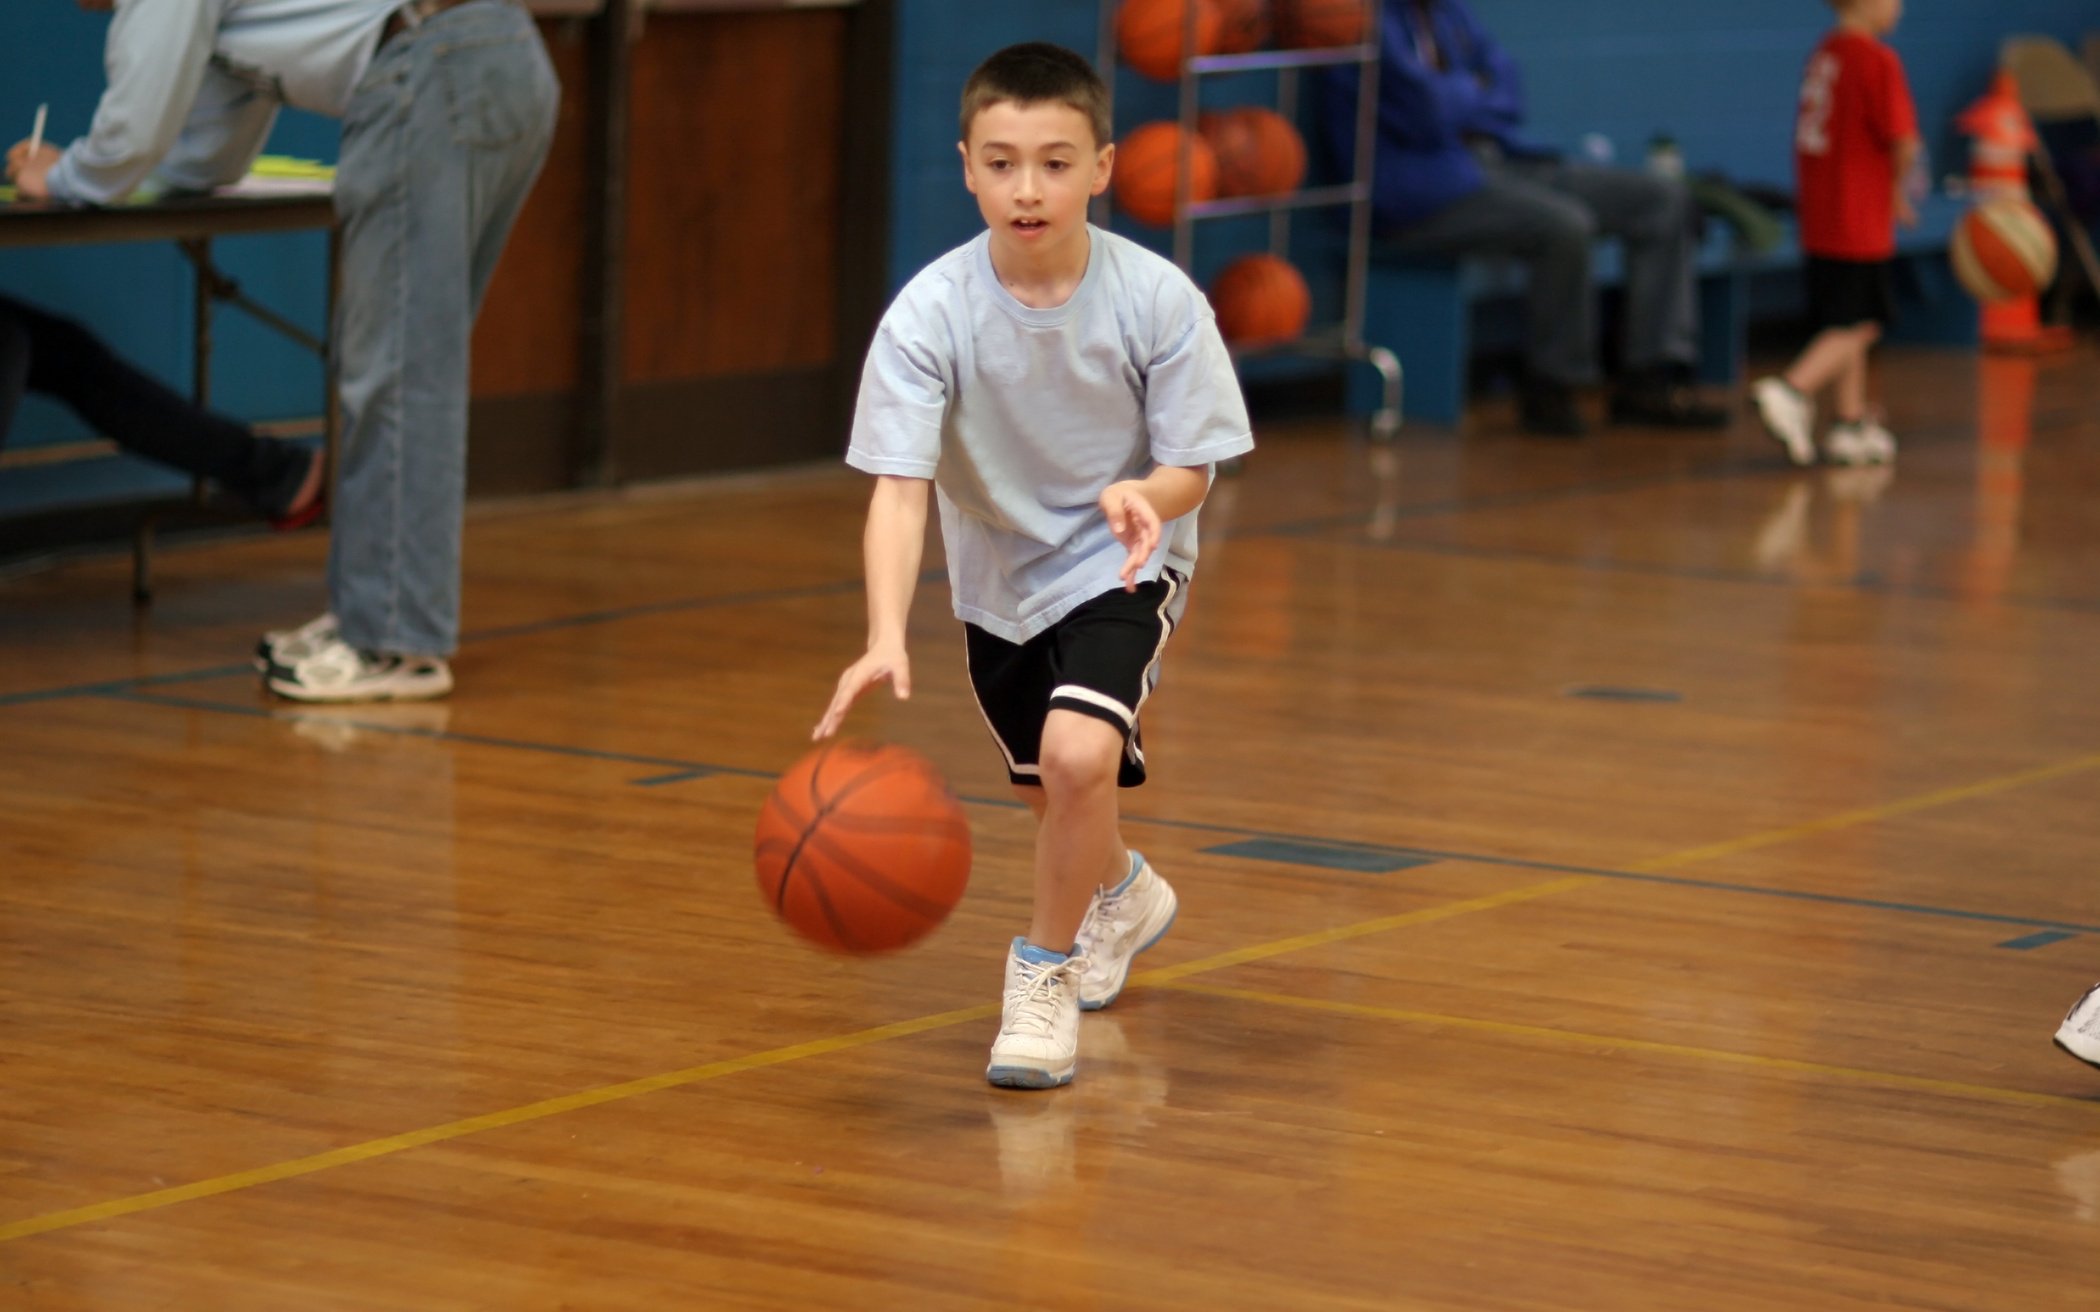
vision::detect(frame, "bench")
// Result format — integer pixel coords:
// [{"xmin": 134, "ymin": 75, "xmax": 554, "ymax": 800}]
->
[{"xmin": 1346, "ymin": 192, "xmax": 1973, "ymax": 424}]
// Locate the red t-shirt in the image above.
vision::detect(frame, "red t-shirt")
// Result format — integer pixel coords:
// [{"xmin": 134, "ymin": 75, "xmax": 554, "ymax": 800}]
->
[{"xmin": 1793, "ymin": 30, "xmax": 1918, "ymax": 260}]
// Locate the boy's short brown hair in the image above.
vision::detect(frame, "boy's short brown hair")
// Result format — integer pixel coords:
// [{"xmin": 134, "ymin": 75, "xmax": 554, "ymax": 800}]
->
[{"xmin": 959, "ymin": 43, "xmax": 1112, "ymax": 150}]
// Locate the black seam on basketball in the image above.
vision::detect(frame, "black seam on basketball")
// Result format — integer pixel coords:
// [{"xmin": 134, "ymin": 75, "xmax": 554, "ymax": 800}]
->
[
  {"xmin": 798, "ymin": 862, "xmax": 863, "ymax": 950},
  {"xmin": 796, "ymin": 826, "xmax": 961, "ymax": 921},
  {"xmin": 778, "ymin": 742, "xmax": 952, "ymax": 918},
  {"xmin": 815, "ymin": 811, "xmax": 972, "ymax": 839}
]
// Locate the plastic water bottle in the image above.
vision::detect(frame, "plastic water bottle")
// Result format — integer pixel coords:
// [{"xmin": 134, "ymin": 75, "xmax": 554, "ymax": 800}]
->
[
  {"xmin": 1646, "ymin": 133, "xmax": 1684, "ymax": 179},
  {"xmin": 1579, "ymin": 133, "xmax": 1615, "ymax": 165}
]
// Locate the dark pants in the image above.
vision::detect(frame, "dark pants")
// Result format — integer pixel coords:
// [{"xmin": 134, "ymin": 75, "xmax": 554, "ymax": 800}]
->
[
  {"xmin": 0, "ymin": 293, "xmax": 308, "ymax": 515},
  {"xmin": 1380, "ymin": 157, "xmax": 1700, "ymax": 387}
]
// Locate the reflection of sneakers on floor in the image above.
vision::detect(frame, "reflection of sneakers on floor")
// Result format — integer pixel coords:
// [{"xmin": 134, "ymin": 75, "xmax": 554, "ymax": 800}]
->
[
  {"xmin": 2056, "ymin": 1149, "xmax": 2100, "ymax": 1223},
  {"xmin": 1753, "ymin": 377, "xmax": 1815, "ymax": 467},
  {"xmin": 1075, "ymin": 852, "xmax": 1178, "ymax": 1011},
  {"xmin": 1752, "ymin": 483, "xmax": 1813, "ymax": 572},
  {"xmin": 2054, "ymin": 983, "xmax": 2100, "ymax": 1071},
  {"xmin": 987, "ymin": 939, "xmax": 1083, "ymax": 1090},
  {"xmin": 255, "ymin": 612, "xmax": 338, "ymax": 672},
  {"xmin": 267, "ymin": 636, "xmax": 453, "ymax": 704},
  {"xmin": 1825, "ymin": 419, "xmax": 1897, "ymax": 467},
  {"xmin": 1823, "ymin": 462, "xmax": 1894, "ymax": 504},
  {"xmin": 279, "ymin": 700, "xmax": 454, "ymax": 752},
  {"xmin": 987, "ymin": 1089, "xmax": 1078, "ymax": 1196}
]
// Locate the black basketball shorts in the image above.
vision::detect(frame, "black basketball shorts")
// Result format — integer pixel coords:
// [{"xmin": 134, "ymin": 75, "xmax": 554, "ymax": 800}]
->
[
  {"xmin": 1805, "ymin": 255, "xmax": 1895, "ymax": 332},
  {"xmin": 963, "ymin": 570, "xmax": 1188, "ymax": 789}
]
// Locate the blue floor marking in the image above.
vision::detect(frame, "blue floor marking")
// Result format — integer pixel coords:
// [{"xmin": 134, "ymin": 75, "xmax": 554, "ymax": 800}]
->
[
  {"xmin": 632, "ymin": 768, "xmax": 718, "ymax": 787},
  {"xmin": 1998, "ymin": 930, "xmax": 2079, "ymax": 951},
  {"xmin": 1565, "ymin": 685, "xmax": 1684, "ymax": 704},
  {"xmin": 1205, "ymin": 838, "xmax": 1441, "ymax": 874}
]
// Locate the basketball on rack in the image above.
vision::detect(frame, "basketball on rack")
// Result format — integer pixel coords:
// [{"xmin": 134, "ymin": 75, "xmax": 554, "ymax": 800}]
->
[
  {"xmin": 1113, "ymin": 122, "xmax": 1220, "ymax": 227},
  {"xmin": 1950, "ymin": 197, "xmax": 2058, "ymax": 303},
  {"xmin": 1273, "ymin": 0, "xmax": 1369, "ymax": 49},
  {"xmin": 1209, "ymin": 253, "xmax": 1311, "ymax": 346},
  {"xmin": 1199, "ymin": 107, "xmax": 1306, "ymax": 197},
  {"xmin": 1212, "ymin": 0, "xmax": 1272, "ymax": 54},
  {"xmin": 1116, "ymin": 0, "xmax": 1223, "ymax": 83}
]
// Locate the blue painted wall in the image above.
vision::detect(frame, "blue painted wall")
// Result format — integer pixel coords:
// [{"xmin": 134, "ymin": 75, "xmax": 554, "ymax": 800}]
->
[
  {"xmin": 0, "ymin": 4, "xmax": 337, "ymax": 514},
  {"xmin": 883, "ymin": 0, "xmax": 2099, "ymax": 293}
]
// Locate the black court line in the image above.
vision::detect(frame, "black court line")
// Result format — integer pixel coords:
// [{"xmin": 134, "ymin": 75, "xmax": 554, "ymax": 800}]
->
[
  {"xmin": 100, "ymin": 687, "xmax": 2100, "ymax": 940},
  {"xmin": 1285, "ymin": 531, "xmax": 2100, "ymax": 615},
  {"xmin": 10, "ymin": 405, "xmax": 2091, "ymax": 710}
]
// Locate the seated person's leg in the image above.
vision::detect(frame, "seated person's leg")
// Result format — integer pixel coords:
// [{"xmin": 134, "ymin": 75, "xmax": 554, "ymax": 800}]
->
[
  {"xmin": 1, "ymin": 292, "xmax": 319, "ymax": 517},
  {"xmin": 1382, "ymin": 169, "xmax": 1597, "ymax": 434},
  {"xmin": 0, "ymin": 301, "xmax": 29, "ymax": 448},
  {"xmin": 1508, "ymin": 162, "xmax": 1727, "ymax": 428}
]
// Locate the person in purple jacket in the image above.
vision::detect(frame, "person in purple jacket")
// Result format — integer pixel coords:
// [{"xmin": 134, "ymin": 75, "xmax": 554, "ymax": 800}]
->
[{"xmin": 1317, "ymin": 0, "xmax": 1728, "ymax": 436}]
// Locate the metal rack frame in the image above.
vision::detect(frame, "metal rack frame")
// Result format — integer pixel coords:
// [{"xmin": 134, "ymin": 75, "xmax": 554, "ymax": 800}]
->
[{"xmin": 1095, "ymin": 0, "xmax": 1401, "ymax": 436}]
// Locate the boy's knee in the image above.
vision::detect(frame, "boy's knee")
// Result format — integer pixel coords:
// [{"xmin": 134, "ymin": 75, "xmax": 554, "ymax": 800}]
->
[{"xmin": 1036, "ymin": 713, "xmax": 1122, "ymax": 798}]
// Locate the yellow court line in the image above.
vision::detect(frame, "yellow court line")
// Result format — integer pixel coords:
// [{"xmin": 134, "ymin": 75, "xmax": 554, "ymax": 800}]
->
[
  {"xmin": 1164, "ymin": 981, "xmax": 2100, "ymax": 1112},
  {"xmin": 1629, "ymin": 750, "xmax": 2100, "ymax": 873},
  {"xmin": 8, "ymin": 746, "xmax": 2097, "ymax": 1243},
  {"xmin": 0, "ymin": 1002, "xmax": 997, "ymax": 1243}
]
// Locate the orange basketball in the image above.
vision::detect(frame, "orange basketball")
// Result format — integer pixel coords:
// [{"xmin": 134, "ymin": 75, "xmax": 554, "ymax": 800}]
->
[
  {"xmin": 1273, "ymin": 0, "xmax": 1368, "ymax": 49},
  {"xmin": 1116, "ymin": 0, "xmax": 1222, "ymax": 82},
  {"xmin": 1199, "ymin": 107, "xmax": 1306, "ymax": 197},
  {"xmin": 1212, "ymin": 0, "xmax": 1272, "ymax": 54},
  {"xmin": 1113, "ymin": 121, "xmax": 1220, "ymax": 227},
  {"xmin": 754, "ymin": 741, "xmax": 972, "ymax": 954},
  {"xmin": 1210, "ymin": 253, "xmax": 1311, "ymax": 345},
  {"xmin": 1951, "ymin": 197, "xmax": 2058, "ymax": 303}
]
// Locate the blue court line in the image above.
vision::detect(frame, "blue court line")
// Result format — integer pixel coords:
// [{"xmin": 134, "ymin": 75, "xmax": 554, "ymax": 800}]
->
[
  {"xmin": 1566, "ymin": 685, "xmax": 1684, "ymax": 704},
  {"xmin": 0, "ymin": 663, "xmax": 257, "ymax": 709},
  {"xmin": 95, "ymin": 687, "xmax": 2100, "ymax": 941},
  {"xmin": 1998, "ymin": 930, "xmax": 2079, "ymax": 951}
]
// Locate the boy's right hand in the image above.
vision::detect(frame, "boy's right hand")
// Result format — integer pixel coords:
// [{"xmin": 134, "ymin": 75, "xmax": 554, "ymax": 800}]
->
[{"xmin": 813, "ymin": 641, "xmax": 911, "ymax": 740}]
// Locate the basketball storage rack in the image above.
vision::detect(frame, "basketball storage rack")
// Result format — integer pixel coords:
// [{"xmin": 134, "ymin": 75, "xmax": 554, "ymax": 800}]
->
[{"xmin": 1095, "ymin": 0, "xmax": 1401, "ymax": 437}]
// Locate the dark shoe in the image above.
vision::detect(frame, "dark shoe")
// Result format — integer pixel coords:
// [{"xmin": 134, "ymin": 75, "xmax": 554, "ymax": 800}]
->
[
  {"xmin": 1519, "ymin": 380, "xmax": 1587, "ymax": 437},
  {"xmin": 1610, "ymin": 370, "xmax": 1730, "ymax": 429}
]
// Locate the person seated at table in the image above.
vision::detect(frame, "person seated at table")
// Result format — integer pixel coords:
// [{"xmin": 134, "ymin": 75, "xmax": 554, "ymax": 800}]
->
[{"xmin": 0, "ymin": 292, "xmax": 324, "ymax": 527}]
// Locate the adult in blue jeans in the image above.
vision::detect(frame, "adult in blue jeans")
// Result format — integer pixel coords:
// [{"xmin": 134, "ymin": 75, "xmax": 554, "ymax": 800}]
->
[
  {"xmin": 0, "ymin": 292, "xmax": 326, "ymax": 526},
  {"xmin": 1316, "ymin": 0, "xmax": 1728, "ymax": 436},
  {"xmin": 8, "ymin": 0, "xmax": 558, "ymax": 702}
]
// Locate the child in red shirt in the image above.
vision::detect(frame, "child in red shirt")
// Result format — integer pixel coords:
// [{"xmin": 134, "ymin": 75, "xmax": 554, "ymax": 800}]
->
[{"xmin": 1753, "ymin": 0, "xmax": 1919, "ymax": 467}]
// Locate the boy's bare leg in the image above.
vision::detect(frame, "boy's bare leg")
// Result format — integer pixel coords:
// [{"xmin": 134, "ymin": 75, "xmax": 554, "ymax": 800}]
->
[
  {"xmin": 1028, "ymin": 709, "xmax": 1128, "ymax": 951},
  {"xmin": 1832, "ymin": 335, "xmax": 1874, "ymax": 422},
  {"xmin": 1784, "ymin": 324, "xmax": 1876, "ymax": 398}
]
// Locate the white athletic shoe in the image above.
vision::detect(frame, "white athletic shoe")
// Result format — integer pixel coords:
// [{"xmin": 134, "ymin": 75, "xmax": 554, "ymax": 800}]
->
[
  {"xmin": 256, "ymin": 612, "xmax": 339, "ymax": 672},
  {"xmin": 2055, "ymin": 983, "xmax": 2100, "ymax": 1071},
  {"xmin": 266, "ymin": 636, "xmax": 453, "ymax": 704},
  {"xmin": 1753, "ymin": 377, "xmax": 1816, "ymax": 467},
  {"xmin": 986, "ymin": 939, "xmax": 1083, "ymax": 1090},
  {"xmin": 1825, "ymin": 420, "xmax": 1897, "ymax": 467},
  {"xmin": 1074, "ymin": 853, "xmax": 1178, "ymax": 1011}
]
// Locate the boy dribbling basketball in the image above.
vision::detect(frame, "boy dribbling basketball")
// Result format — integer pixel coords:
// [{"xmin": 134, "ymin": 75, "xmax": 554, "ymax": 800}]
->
[{"xmin": 812, "ymin": 42, "xmax": 1253, "ymax": 1089}]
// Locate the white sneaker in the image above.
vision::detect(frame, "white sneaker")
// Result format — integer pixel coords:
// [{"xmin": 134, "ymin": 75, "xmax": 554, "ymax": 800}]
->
[
  {"xmin": 1753, "ymin": 377, "xmax": 1815, "ymax": 467},
  {"xmin": 1825, "ymin": 419, "xmax": 1896, "ymax": 467},
  {"xmin": 2055, "ymin": 983, "xmax": 2100, "ymax": 1071},
  {"xmin": 986, "ymin": 939, "xmax": 1083, "ymax": 1090},
  {"xmin": 1074, "ymin": 853, "xmax": 1178, "ymax": 1011},
  {"xmin": 256, "ymin": 612, "xmax": 338, "ymax": 672},
  {"xmin": 266, "ymin": 635, "xmax": 453, "ymax": 704}
]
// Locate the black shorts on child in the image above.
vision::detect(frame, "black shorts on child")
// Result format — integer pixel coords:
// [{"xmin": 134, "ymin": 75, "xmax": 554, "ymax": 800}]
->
[
  {"xmin": 964, "ymin": 570, "xmax": 1188, "ymax": 789},
  {"xmin": 1805, "ymin": 256, "xmax": 1894, "ymax": 332}
]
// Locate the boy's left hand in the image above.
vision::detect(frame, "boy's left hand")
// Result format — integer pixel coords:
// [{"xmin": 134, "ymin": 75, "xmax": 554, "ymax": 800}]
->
[
  {"xmin": 1895, "ymin": 196, "xmax": 1918, "ymax": 229},
  {"xmin": 1101, "ymin": 481, "xmax": 1161, "ymax": 592},
  {"xmin": 6, "ymin": 142, "xmax": 61, "ymax": 201}
]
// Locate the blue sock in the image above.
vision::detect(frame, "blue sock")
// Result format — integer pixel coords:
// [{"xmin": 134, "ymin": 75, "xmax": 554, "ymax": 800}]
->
[
  {"xmin": 1013, "ymin": 937, "xmax": 1069, "ymax": 966},
  {"xmin": 1105, "ymin": 850, "xmax": 1141, "ymax": 897}
]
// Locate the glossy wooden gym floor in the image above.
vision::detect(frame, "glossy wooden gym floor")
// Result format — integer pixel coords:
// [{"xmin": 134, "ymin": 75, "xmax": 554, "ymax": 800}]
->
[{"xmin": 3, "ymin": 346, "xmax": 2098, "ymax": 1310}]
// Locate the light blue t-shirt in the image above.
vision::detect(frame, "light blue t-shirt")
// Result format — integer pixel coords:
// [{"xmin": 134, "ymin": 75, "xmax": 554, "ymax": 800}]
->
[
  {"xmin": 48, "ymin": 0, "xmax": 397, "ymax": 205},
  {"xmin": 847, "ymin": 226, "xmax": 1255, "ymax": 644}
]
